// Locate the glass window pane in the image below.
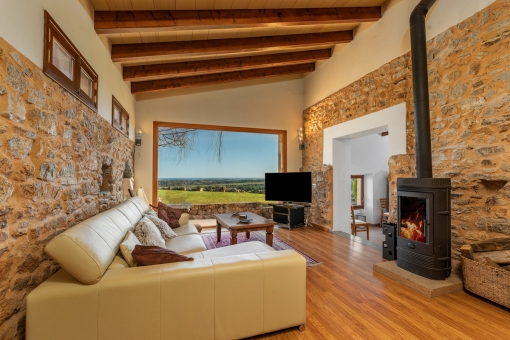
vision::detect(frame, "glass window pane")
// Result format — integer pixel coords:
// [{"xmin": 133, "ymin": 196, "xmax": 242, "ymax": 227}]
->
[
  {"xmin": 121, "ymin": 114, "xmax": 127, "ymax": 131},
  {"xmin": 113, "ymin": 106, "xmax": 121, "ymax": 126},
  {"xmin": 351, "ymin": 178, "xmax": 362, "ymax": 206},
  {"xmin": 52, "ymin": 38, "xmax": 74, "ymax": 80},
  {"xmin": 80, "ymin": 68, "xmax": 93, "ymax": 98}
]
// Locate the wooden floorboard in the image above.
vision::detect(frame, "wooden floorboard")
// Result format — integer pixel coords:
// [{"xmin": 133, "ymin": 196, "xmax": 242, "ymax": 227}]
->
[{"xmin": 248, "ymin": 226, "xmax": 510, "ymax": 340}]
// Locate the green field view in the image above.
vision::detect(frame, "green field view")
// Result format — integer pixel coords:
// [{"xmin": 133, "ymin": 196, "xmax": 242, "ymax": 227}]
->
[{"xmin": 158, "ymin": 190, "xmax": 274, "ymax": 205}]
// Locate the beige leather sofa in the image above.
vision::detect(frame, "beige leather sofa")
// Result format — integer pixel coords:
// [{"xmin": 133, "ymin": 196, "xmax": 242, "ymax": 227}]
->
[{"xmin": 26, "ymin": 197, "xmax": 306, "ymax": 340}]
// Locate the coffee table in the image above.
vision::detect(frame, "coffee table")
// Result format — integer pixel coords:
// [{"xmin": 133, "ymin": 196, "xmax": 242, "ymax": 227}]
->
[{"xmin": 214, "ymin": 212, "xmax": 277, "ymax": 247}]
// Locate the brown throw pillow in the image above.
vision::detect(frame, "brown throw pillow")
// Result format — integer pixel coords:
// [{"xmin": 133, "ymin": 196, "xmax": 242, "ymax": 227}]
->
[
  {"xmin": 131, "ymin": 245, "xmax": 194, "ymax": 266},
  {"xmin": 158, "ymin": 202, "xmax": 182, "ymax": 229}
]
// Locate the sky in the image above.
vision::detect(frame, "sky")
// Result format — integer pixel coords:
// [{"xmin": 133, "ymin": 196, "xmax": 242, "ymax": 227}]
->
[{"xmin": 158, "ymin": 129, "xmax": 279, "ymax": 179}]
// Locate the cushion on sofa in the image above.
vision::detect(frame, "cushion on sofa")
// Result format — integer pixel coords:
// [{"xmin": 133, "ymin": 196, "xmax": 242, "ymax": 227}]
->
[
  {"xmin": 172, "ymin": 224, "xmax": 199, "ymax": 236},
  {"xmin": 158, "ymin": 202, "xmax": 182, "ymax": 228},
  {"xmin": 44, "ymin": 196, "xmax": 149, "ymax": 284},
  {"xmin": 144, "ymin": 214, "xmax": 178, "ymax": 240},
  {"xmin": 119, "ymin": 231, "xmax": 141, "ymax": 267},
  {"xmin": 189, "ymin": 241, "xmax": 275, "ymax": 260},
  {"xmin": 165, "ymin": 234, "xmax": 207, "ymax": 255},
  {"xmin": 134, "ymin": 217, "xmax": 166, "ymax": 248},
  {"xmin": 131, "ymin": 245, "xmax": 194, "ymax": 266}
]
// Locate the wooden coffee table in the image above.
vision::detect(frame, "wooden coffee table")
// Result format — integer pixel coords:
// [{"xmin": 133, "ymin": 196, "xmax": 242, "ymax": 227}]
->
[{"xmin": 214, "ymin": 212, "xmax": 277, "ymax": 247}]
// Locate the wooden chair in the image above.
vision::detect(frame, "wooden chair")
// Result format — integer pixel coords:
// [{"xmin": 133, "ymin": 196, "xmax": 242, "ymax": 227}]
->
[
  {"xmin": 379, "ymin": 198, "xmax": 389, "ymax": 227},
  {"xmin": 351, "ymin": 206, "xmax": 370, "ymax": 240}
]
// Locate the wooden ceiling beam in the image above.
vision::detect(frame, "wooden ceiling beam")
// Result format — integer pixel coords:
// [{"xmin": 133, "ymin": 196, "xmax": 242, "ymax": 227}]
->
[
  {"xmin": 131, "ymin": 63, "xmax": 315, "ymax": 94},
  {"xmin": 123, "ymin": 48, "xmax": 331, "ymax": 81},
  {"xmin": 111, "ymin": 31, "xmax": 352, "ymax": 62},
  {"xmin": 95, "ymin": 7, "xmax": 381, "ymax": 34}
]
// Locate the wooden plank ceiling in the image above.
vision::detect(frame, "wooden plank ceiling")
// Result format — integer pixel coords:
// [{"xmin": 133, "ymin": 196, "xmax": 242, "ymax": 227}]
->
[{"xmin": 91, "ymin": 0, "xmax": 386, "ymax": 93}]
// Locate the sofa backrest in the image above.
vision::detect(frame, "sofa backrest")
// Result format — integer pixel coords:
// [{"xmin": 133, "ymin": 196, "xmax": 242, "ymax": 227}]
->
[{"xmin": 45, "ymin": 196, "xmax": 149, "ymax": 284}]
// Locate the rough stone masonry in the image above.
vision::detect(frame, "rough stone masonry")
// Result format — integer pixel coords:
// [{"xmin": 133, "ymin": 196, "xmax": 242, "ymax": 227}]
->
[
  {"xmin": 0, "ymin": 38, "xmax": 134, "ymax": 340},
  {"xmin": 302, "ymin": 0, "xmax": 510, "ymax": 269}
]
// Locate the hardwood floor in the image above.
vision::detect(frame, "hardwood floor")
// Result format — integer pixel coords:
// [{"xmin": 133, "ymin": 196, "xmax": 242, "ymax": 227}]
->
[
  {"xmin": 351, "ymin": 225, "xmax": 385, "ymax": 245},
  {"xmin": 250, "ymin": 226, "xmax": 510, "ymax": 340}
]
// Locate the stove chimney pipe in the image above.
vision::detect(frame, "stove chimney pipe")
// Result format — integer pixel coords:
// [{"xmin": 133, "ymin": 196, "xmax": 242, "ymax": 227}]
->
[{"xmin": 410, "ymin": 0, "xmax": 436, "ymax": 178}]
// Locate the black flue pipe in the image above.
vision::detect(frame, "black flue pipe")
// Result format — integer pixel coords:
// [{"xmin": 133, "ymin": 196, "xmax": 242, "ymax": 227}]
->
[{"xmin": 410, "ymin": 0, "xmax": 436, "ymax": 178}]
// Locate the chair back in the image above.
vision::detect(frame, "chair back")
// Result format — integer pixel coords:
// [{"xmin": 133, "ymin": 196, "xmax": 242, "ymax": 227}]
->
[
  {"xmin": 351, "ymin": 206, "xmax": 356, "ymax": 225},
  {"xmin": 380, "ymin": 198, "xmax": 388, "ymax": 211}
]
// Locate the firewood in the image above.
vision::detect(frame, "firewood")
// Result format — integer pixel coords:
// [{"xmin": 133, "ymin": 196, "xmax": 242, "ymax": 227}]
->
[
  {"xmin": 484, "ymin": 257, "xmax": 503, "ymax": 269},
  {"xmin": 470, "ymin": 238, "xmax": 510, "ymax": 252},
  {"xmin": 501, "ymin": 264, "xmax": 510, "ymax": 272},
  {"xmin": 460, "ymin": 245, "xmax": 474, "ymax": 260},
  {"xmin": 473, "ymin": 250, "xmax": 510, "ymax": 265}
]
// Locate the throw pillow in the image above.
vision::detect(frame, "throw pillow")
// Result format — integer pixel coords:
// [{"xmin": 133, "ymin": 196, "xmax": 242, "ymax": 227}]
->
[
  {"xmin": 158, "ymin": 202, "xmax": 182, "ymax": 229},
  {"xmin": 119, "ymin": 231, "xmax": 141, "ymax": 267},
  {"xmin": 146, "ymin": 209, "xmax": 158, "ymax": 217},
  {"xmin": 144, "ymin": 214, "xmax": 178, "ymax": 240},
  {"xmin": 134, "ymin": 217, "xmax": 166, "ymax": 248},
  {"xmin": 131, "ymin": 245, "xmax": 194, "ymax": 266}
]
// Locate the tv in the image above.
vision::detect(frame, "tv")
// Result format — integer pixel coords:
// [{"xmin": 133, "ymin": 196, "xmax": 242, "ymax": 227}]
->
[{"xmin": 265, "ymin": 172, "xmax": 312, "ymax": 203}]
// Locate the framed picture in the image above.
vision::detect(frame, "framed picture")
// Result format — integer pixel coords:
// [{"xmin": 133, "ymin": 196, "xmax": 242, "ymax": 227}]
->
[{"xmin": 112, "ymin": 96, "xmax": 129, "ymax": 137}]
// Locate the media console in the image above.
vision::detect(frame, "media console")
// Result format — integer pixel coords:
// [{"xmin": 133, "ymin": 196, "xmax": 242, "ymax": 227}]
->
[{"xmin": 269, "ymin": 204, "xmax": 305, "ymax": 229}]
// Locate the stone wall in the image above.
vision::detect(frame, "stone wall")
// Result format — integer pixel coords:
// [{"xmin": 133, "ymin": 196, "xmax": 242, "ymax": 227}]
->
[
  {"xmin": 173, "ymin": 202, "xmax": 273, "ymax": 220},
  {"xmin": 0, "ymin": 38, "xmax": 134, "ymax": 339},
  {"xmin": 302, "ymin": 0, "xmax": 510, "ymax": 262}
]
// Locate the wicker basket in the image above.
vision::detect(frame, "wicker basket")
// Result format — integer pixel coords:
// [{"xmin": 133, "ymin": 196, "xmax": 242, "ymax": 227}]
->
[{"xmin": 461, "ymin": 244, "xmax": 510, "ymax": 308}]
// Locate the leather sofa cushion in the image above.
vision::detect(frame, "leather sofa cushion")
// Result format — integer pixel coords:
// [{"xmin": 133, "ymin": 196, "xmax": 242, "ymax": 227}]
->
[
  {"xmin": 45, "ymin": 197, "xmax": 149, "ymax": 284},
  {"xmin": 165, "ymin": 235, "xmax": 206, "ymax": 255},
  {"xmin": 172, "ymin": 224, "xmax": 199, "ymax": 236},
  {"xmin": 189, "ymin": 241, "xmax": 275, "ymax": 260}
]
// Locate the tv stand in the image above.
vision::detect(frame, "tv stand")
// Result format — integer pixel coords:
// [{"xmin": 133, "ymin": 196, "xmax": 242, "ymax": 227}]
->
[{"xmin": 270, "ymin": 203, "xmax": 305, "ymax": 230}]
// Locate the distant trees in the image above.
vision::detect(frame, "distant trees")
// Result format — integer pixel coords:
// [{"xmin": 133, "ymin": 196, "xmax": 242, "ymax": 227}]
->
[{"xmin": 158, "ymin": 127, "xmax": 224, "ymax": 163}]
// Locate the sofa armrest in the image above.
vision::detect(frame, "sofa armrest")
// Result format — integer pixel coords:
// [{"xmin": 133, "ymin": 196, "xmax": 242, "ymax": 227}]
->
[
  {"xmin": 27, "ymin": 251, "xmax": 305, "ymax": 340},
  {"xmin": 179, "ymin": 212, "xmax": 189, "ymax": 225}
]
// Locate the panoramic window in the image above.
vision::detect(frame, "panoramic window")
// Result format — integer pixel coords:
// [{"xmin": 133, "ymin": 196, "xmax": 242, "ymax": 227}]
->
[
  {"xmin": 154, "ymin": 123, "xmax": 286, "ymax": 205},
  {"xmin": 351, "ymin": 175, "xmax": 364, "ymax": 209},
  {"xmin": 44, "ymin": 11, "xmax": 98, "ymax": 111},
  {"xmin": 112, "ymin": 96, "xmax": 129, "ymax": 137}
]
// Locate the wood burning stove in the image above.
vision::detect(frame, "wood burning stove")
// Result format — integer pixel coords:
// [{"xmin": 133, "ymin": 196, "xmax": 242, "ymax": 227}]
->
[
  {"xmin": 397, "ymin": 178, "xmax": 451, "ymax": 280},
  {"xmin": 394, "ymin": 0, "xmax": 452, "ymax": 280}
]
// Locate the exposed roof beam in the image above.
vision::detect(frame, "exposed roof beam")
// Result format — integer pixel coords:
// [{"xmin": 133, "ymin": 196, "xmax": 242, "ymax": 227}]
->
[
  {"xmin": 95, "ymin": 7, "xmax": 381, "ymax": 34},
  {"xmin": 131, "ymin": 63, "xmax": 315, "ymax": 94},
  {"xmin": 123, "ymin": 49, "xmax": 331, "ymax": 81},
  {"xmin": 111, "ymin": 31, "xmax": 352, "ymax": 62}
]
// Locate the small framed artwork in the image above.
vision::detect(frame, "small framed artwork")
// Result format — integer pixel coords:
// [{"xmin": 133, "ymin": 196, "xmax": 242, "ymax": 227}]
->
[{"xmin": 112, "ymin": 96, "xmax": 129, "ymax": 137}]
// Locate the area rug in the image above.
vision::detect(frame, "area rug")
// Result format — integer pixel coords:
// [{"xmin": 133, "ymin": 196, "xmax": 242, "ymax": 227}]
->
[{"xmin": 200, "ymin": 230, "xmax": 321, "ymax": 267}]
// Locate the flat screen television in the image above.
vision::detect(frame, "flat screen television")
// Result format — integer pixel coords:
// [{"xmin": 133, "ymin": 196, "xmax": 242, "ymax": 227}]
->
[{"xmin": 265, "ymin": 172, "xmax": 312, "ymax": 203}]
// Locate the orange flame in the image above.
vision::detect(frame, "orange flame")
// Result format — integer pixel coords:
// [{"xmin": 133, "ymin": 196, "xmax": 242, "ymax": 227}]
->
[{"xmin": 400, "ymin": 209, "xmax": 426, "ymax": 243}]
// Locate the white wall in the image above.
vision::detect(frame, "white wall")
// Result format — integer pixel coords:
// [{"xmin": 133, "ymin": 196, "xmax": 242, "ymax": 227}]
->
[
  {"xmin": 351, "ymin": 134, "xmax": 389, "ymax": 224},
  {"xmin": 328, "ymin": 103, "xmax": 406, "ymax": 232},
  {"xmin": 351, "ymin": 134, "xmax": 389, "ymax": 176},
  {"xmin": 134, "ymin": 75, "xmax": 304, "ymax": 202},
  {"xmin": 303, "ymin": 0, "xmax": 496, "ymax": 108},
  {"xmin": 0, "ymin": 0, "xmax": 135, "ymax": 139},
  {"xmin": 333, "ymin": 138, "xmax": 352, "ymax": 234}
]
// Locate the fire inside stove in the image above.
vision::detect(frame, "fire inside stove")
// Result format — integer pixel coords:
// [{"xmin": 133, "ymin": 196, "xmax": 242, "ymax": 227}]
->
[{"xmin": 400, "ymin": 196, "xmax": 427, "ymax": 243}]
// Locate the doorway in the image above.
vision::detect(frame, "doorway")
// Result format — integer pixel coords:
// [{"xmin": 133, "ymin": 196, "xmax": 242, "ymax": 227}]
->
[
  {"xmin": 349, "ymin": 133, "xmax": 389, "ymax": 244},
  {"xmin": 323, "ymin": 103, "xmax": 407, "ymax": 235}
]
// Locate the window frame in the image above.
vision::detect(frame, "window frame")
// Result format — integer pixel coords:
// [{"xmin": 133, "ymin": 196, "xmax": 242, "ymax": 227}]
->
[
  {"xmin": 43, "ymin": 11, "xmax": 98, "ymax": 112},
  {"xmin": 351, "ymin": 175, "xmax": 365, "ymax": 210},
  {"xmin": 112, "ymin": 96, "xmax": 129, "ymax": 137},
  {"xmin": 152, "ymin": 122, "xmax": 287, "ymax": 206}
]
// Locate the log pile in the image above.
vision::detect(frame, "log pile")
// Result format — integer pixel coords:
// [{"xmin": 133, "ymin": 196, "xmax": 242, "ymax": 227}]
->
[{"xmin": 460, "ymin": 238, "xmax": 510, "ymax": 270}]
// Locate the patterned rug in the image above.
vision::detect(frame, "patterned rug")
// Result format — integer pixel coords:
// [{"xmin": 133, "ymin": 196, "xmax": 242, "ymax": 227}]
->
[{"xmin": 200, "ymin": 230, "xmax": 321, "ymax": 267}]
